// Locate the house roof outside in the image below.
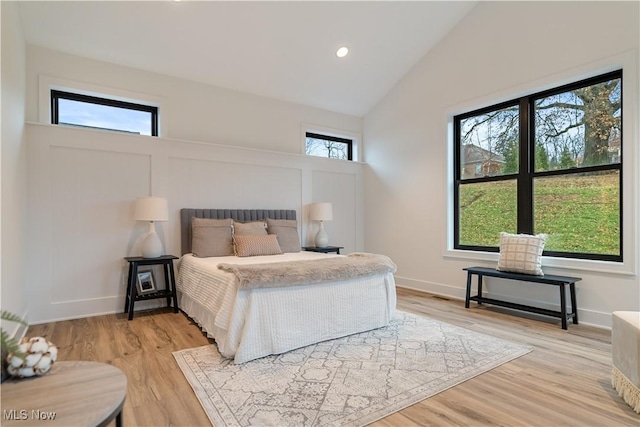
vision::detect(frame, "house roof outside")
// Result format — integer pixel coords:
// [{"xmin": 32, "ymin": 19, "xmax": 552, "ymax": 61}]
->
[{"xmin": 462, "ymin": 144, "xmax": 505, "ymax": 165}]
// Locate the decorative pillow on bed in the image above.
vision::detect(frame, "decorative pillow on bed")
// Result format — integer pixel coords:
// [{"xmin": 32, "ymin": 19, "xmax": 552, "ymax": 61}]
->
[
  {"xmin": 233, "ymin": 221, "xmax": 268, "ymax": 236},
  {"xmin": 191, "ymin": 217, "xmax": 234, "ymax": 257},
  {"xmin": 266, "ymin": 218, "xmax": 301, "ymax": 253},
  {"xmin": 497, "ymin": 232, "xmax": 547, "ymax": 275},
  {"xmin": 234, "ymin": 234, "xmax": 283, "ymax": 257}
]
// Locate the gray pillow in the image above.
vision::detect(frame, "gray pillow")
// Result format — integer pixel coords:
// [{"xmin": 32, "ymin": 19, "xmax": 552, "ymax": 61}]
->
[
  {"xmin": 191, "ymin": 218, "xmax": 234, "ymax": 257},
  {"xmin": 266, "ymin": 218, "xmax": 301, "ymax": 253},
  {"xmin": 233, "ymin": 221, "xmax": 268, "ymax": 236}
]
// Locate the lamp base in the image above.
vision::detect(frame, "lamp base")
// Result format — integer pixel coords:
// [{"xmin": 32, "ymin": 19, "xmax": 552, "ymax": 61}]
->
[
  {"xmin": 314, "ymin": 221, "xmax": 329, "ymax": 248},
  {"xmin": 141, "ymin": 222, "xmax": 164, "ymax": 258}
]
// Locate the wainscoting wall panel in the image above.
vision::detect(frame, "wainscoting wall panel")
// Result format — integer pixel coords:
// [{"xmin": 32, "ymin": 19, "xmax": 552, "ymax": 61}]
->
[
  {"xmin": 26, "ymin": 123, "xmax": 365, "ymax": 323},
  {"xmin": 50, "ymin": 147, "xmax": 151, "ymax": 303},
  {"xmin": 167, "ymin": 157, "xmax": 302, "ymax": 253},
  {"xmin": 311, "ymin": 171, "xmax": 358, "ymax": 254}
]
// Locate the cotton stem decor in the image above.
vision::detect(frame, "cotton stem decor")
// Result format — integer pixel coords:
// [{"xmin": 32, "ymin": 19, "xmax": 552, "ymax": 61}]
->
[{"xmin": 6, "ymin": 337, "xmax": 58, "ymax": 378}]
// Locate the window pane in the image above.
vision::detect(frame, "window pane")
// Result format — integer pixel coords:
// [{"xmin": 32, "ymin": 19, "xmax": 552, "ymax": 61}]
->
[
  {"xmin": 534, "ymin": 171, "xmax": 620, "ymax": 256},
  {"xmin": 58, "ymin": 99, "xmax": 153, "ymax": 136},
  {"xmin": 459, "ymin": 180, "xmax": 517, "ymax": 247},
  {"xmin": 459, "ymin": 105, "xmax": 519, "ymax": 179},
  {"xmin": 305, "ymin": 136, "xmax": 349, "ymax": 160},
  {"xmin": 534, "ymin": 77, "xmax": 621, "ymax": 171}
]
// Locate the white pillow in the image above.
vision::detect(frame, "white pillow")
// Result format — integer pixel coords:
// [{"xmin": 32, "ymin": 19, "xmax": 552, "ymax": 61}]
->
[{"xmin": 497, "ymin": 232, "xmax": 547, "ymax": 276}]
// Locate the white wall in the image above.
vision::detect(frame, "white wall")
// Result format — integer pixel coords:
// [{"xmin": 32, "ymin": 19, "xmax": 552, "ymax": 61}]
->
[
  {"xmin": 23, "ymin": 49, "xmax": 365, "ymax": 323},
  {"xmin": 1, "ymin": 1, "xmax": 29, "ymax": 331},
  {"xmin": 364, "ymin": 1, "xmax": 640, "ymax": 328},
  {"xmin": 25, "ymin": 46, "xmax": 362, "ymax": 154}
]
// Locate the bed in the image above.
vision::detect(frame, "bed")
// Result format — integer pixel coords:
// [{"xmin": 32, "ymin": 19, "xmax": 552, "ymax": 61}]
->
[{"xmin": 176, "ymin": 209, "xmax": 397, "ymax": 364}]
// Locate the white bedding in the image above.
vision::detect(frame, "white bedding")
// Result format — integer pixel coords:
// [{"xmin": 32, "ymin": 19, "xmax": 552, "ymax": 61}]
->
[{"xmin": 177, "ymin": 251, "xmax": 396, "ymax": 363}]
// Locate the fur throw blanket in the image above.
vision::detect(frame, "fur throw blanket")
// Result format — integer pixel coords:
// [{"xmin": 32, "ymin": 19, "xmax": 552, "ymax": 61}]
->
[{"xmin": 218, "ymin": 252, "xmax": 397, "ymax": 290}]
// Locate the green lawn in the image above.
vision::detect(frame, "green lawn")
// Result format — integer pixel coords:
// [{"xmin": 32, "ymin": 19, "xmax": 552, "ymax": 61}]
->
[{"xmin": 459, "ymin": 172, "xmax": 620, "ymax": 255}]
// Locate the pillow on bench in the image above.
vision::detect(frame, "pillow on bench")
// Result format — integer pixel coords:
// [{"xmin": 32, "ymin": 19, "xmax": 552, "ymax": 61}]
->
[{"xmin": 497, "ymin": 232, "xmax": 547, "ymax": 276}]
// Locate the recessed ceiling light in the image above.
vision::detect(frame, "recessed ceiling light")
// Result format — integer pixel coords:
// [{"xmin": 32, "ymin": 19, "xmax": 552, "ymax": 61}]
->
[{"xmin": 336, "ymin": 47, "xmax": 349, "ymax": 58}]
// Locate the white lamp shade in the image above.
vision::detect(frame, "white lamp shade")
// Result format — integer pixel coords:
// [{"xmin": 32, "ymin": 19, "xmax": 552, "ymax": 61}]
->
[
  {"xmin": 134, "ymin": 197, "xmax": 168, "ymax": 222},
  {"xmin": 309, "ymin": 202, "xmax": 333, "ymax": 221}
]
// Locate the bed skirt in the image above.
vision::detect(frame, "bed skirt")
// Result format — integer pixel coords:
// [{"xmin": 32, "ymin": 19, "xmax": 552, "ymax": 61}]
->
[{"xmin": 178, "ymin": 273, "xmax": 396, "ymax": 364}]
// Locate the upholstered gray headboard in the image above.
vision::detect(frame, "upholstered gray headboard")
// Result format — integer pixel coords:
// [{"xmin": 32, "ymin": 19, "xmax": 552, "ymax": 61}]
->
[{"xmin": 180, "ymin": 209, "xmax": 297, "ymax": 255}]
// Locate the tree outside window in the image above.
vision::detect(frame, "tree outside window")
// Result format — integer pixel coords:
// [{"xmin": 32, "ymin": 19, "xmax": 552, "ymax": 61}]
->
[{"xmin": 305, "ymin": 132, "xmax": 353, "ymax": 160}]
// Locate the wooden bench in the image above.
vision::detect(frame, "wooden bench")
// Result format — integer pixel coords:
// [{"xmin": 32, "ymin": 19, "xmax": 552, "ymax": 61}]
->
[{"xmin": 463, "ymin": 266, "xmax": 581, "ymax": 329}]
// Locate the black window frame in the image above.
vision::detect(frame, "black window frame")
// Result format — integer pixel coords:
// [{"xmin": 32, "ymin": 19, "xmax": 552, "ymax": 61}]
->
[
  {"xmin": 453, "ymin": 70, "xmax": 623, "ymax": 262},
  {"xmin": 51, "ymin": 90, "xmax": 159, "ymax": 136},
  {"xmin": 305, "ymin": 132, "xmax": 353, "ymax": 161}
]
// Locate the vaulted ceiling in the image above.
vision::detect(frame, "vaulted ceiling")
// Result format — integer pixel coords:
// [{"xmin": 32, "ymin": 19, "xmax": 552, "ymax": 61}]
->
[{"xmin": 18, "ymin": 1, "xmax": 476, "ymax": 117}]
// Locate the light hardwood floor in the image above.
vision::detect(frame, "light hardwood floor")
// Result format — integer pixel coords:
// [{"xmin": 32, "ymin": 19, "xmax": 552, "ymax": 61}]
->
[{"xmin": 27, "ymin": 288, "xmax": 638, "ymax": 426}]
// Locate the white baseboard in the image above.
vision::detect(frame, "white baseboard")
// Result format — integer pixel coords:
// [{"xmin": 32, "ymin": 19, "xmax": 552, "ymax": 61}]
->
[
  {"xmin": 395, "ymin": 276, "xmax": 467, "ymax": 300},
  {"xmin": 28, "ymin": 298, "xmax": 167, "ymax": 325}
]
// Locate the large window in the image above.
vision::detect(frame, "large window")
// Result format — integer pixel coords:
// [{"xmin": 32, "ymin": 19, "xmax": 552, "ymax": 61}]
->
[
  {"xmin": 305, "ymin": 132, "xmax": 353, "ymax": 160},
  {"xmin": 454, "ymin": 70, "xmax": 622, "ymax": 261},
  {"xmin": 51, "ymin": 90, "xmax": 158, "ymax": 136}
]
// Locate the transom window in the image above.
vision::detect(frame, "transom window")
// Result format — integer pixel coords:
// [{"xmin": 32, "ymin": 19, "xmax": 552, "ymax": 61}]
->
[
  {"xmin": 51, "ymin": 90, "xmax": 158, "ymax": 136},
  {"xmin": 453, "ymin": 70, "xmax": 622, "ymax": 262},
  {"xmin": 305, "ymin": 132, "xmax": 353, "ymax": 160}
]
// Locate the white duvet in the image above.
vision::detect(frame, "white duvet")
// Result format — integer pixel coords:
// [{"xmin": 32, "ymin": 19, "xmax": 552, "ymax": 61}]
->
[{"xmin": 176, "ymin": 251, "xmax": 396, "ymax": 363}]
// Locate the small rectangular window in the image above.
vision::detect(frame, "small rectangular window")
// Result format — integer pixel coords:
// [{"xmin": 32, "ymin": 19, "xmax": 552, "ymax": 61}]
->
[
  {"xmin": 305, "ymin": 132, "xmax": 353, "ymax": 160},
  {"xmin": 51, "ymin": 90, "xmax": 158, "ymax": 136}
]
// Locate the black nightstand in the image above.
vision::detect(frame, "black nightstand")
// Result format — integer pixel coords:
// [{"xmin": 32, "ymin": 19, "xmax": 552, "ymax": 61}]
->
[
  {"xmin": 124, "ymin": 255, "xmax": 179, "ymax": 320},
  {"xmin": 302, "ymin": 246, "xmax": 344, "ymax": 255}
]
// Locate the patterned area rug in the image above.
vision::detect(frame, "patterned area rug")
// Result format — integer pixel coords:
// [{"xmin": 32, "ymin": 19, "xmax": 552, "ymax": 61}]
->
[{"xmin": 173, "ymin": 311, "xmax": 531, "ymax": 427}]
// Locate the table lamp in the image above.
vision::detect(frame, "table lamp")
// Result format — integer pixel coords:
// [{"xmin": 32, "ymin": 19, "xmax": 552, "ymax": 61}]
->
[
  {"xmin": 134, "ymin": 196, "xmax": 168, "ymax": 258},
  {"xmin": 309, "ymin": 202, "xmax": 333, "ymax": 248}
]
